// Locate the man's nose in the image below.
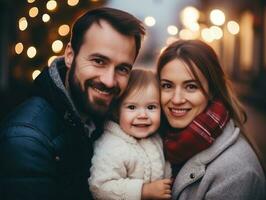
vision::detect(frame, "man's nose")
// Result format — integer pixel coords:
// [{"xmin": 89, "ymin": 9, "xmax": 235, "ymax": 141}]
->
[{"xmin": 100, "ymin": 67, "xmax": 116, "ymax": 88}]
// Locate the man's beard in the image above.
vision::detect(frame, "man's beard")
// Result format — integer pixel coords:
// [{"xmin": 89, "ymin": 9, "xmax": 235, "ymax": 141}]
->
[{"xmin": 68, "ymin": 61, "xmax": 120, "ymax": 120}]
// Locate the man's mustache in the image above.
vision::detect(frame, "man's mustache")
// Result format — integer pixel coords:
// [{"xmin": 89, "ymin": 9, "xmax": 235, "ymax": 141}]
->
[{"xmin": 85, "ymin": 80, "xmax": 121, "ymax": 96}]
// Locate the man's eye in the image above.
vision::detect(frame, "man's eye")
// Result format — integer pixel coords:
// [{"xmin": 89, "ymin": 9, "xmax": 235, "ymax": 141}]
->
[
  {"xmin": 127, "ymin": 105, "xmax": 136, "ymax": 110},
  {"xmin": 117, "ymin": 66, "xmax": 131, "ymax": 75},
  {"xmin": 92, "ymin": 59, "xmax": 105, "ymax": 66},
  {"xmin": 147, "ymin": 105, "xmax": 157, "ymax": 110}
]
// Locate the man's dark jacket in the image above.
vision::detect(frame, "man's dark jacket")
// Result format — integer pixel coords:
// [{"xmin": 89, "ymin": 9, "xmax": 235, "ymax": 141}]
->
[{"xmin": 0, "ymin": 58, "xmax": 102, "ymax": 200}]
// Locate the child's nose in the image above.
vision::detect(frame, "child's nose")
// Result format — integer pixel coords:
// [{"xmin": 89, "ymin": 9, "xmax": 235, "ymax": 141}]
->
[{"xmin": 137, "ymin": 108, "xmax": 148, "ymax": 118}]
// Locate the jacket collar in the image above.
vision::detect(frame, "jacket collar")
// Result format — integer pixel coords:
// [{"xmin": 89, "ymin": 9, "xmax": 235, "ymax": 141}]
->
[
  {"xmin": 34, "ymin": 57, "xmax": 96, "ymax": 137},
  {"xmin": 172, "ymin": 120, "xmax": 240, "ymax": 199},
  {"xmin": 104, "ymin": 121, "xmax": 138, "ymax": 144}
]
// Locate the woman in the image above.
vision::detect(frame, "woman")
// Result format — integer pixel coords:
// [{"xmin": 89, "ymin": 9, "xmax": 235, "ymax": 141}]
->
[{"xmin": 157, "ymin": 40, "xmax": 265, "ymax": 200}]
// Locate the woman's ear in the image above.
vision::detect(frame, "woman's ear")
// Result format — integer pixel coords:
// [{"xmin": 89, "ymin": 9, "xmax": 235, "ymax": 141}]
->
[{"xmin": 64, "ymin": 43, "xmax": 74, "ymax": 69}]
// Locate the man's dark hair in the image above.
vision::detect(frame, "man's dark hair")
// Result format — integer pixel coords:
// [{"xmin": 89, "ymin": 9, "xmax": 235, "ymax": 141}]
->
[{"xmin": 70, "ymin": 7, "xmax": 145, "ymax": 58}]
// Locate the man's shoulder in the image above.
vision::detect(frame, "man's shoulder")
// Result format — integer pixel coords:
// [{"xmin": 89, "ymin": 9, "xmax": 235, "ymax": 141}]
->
[{"xmin": 0, "ymin": 96, "xmax": 61, "ymax": 140}]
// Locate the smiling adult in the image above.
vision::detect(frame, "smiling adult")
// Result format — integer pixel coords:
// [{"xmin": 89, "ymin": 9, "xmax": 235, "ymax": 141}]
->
[
  {"xmin": 0, "ymin": 7, "xmax": 145, "ymax": 200},
  {"xmin": 157, "ymin": 40, "xmax": 265, "ymax": 200}
]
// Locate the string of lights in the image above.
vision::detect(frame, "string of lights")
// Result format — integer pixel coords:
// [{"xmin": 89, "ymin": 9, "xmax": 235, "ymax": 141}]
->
[{"xmin": 13, "ymin": 1, "xmax": 240, "ymax": 81}]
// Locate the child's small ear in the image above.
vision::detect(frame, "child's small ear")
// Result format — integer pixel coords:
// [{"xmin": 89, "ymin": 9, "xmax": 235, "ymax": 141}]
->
[{"xmin": 64, "ymin": 43, "xmax": 74, "ymax": 69}]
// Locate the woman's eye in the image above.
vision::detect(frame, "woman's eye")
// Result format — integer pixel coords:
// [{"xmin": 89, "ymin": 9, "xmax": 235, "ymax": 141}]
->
[
  {"xmin": 127, "ymin": 105, "xmax": 136, "ymax": 110},
  {"xmin": 186, "ymin": 84, "xmax": 198, "ymax": 91},
  {"xmin": 161, "ymin": 83, "xmax": 171, "ymax": 89}
]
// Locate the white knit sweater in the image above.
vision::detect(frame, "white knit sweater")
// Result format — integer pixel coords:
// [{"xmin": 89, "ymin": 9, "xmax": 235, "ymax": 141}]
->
[{"xmin": 89, "ymin": 121, "xmax": 171, "ymax": 200}]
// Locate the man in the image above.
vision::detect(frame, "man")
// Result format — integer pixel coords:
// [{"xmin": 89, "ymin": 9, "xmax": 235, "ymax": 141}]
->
[{"xmin": 0, "ymin": 7, "xmax": 145, "ymax": 200}]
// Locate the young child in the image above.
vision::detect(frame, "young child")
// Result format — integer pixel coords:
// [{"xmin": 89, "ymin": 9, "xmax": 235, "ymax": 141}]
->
[{"xmin": 89, "ymin": 69, "xmax": 172, "ymax": 200}]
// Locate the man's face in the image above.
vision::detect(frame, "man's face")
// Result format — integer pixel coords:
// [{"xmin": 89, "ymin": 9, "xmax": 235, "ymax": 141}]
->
[{"xmin": 66, "ymin": 20, "xmax": 136, "ymax": 117}]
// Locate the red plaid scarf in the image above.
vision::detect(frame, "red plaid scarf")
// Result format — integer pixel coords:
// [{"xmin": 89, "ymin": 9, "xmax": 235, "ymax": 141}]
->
[{"xmin": 163, "ymin": 99, "xmax": 230, "ymax": 165}]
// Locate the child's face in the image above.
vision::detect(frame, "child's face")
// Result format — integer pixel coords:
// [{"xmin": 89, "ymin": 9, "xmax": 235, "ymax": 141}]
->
[{"xmin": 119, "ymin": 84, "xmax": 161, "ymax": 139}]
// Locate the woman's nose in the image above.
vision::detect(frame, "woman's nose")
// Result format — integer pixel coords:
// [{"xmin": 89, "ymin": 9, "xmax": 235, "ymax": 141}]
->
[{"xmin": 171, "ymin": 89, "xmax": 186, "ymax": 104}]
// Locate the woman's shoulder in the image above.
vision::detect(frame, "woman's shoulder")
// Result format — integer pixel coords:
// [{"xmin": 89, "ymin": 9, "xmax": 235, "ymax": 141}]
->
[{"xmin": 207, "ymin": 134, "xmax": 264, "ymax": 178}]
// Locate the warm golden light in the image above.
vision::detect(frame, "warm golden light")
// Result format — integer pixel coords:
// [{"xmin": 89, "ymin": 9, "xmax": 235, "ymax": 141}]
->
[
  {"xmin": 181, "ymin": 6, "xmax": 200, "ymax": 27},
  {"xmin": 201, "ymin": 28, "xmax": 214, "ymax": 43},
  {"xmin": 160, "ymin": 46, "xmax": 167, "ymax": 54},
  {"xmin": 15, "ymin": 43, "xmax": 24, "ymax": 54},
  {"xmin": 67, "ymin": 0, "xmax": 79, "ymax": 6},
  {"xmin": 42, "ymin": 14, "xmax": 50, "ymax": 22},
  {"xmin": 19, "ymin": 17, "xmax": 28, "ymax": 31},
  {"xmin": 167, "ymin": 25, "xmax": 178, "ymax": 35},
  {"xmin": 91, "ymin": 0, "xmax": 99, "ymax": 2},
  {"xmin": 179, "ymin": 29, "xmax": 198, "ymax": 40},
  {"xmin": 210, "ymin": 9, "xmax": 225, "ymax": 26},
  {"xmin": 166, "ymin": 37, "xmax": 178, "ymax": 45},
  {"xmin": 27, "ymin": 46, "xmax": 37, "ymax": 58},
  {"xmin": 52, "ymin": 40, "xmax": 63, "ymax": 53},
  {"xmin": 227, "ymin": 21, "xmax": 240, "ymax": 35},
  {"xmin": 27, "ymin": 0, "xmax": 35, "ymax": 3},
  {"xmin": 144, "ymin": 16, "xmax": 156, "ymax": 27},
  {"xmin": 187, "ymin": 22, "xmax": 200, "ymax": 31},
  {"xmin": 29, "ymin": 7, "xmax": 39, "ymax": 18},
  {"xmin": 32, "ymin": 70, "xmax": 41, "ymax": 80},
  {"xmin": 210, "ymin": 26, "xmax": 223, "ymax": 40},
  {"xmin": 58, "ymin": 24, "xmax": 70, "ymax": 36},
  {"xmin": 48, "ymin": 56, "xmax": 58, "ymax": 66},
  {"xmin": 46, "ymin": 0, "xmax": 57, "ymax": 11}
]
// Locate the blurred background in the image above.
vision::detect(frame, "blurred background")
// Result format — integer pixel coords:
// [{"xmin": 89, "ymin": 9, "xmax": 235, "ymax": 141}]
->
[{"xmin": 0, "ymin": 0, "xmax": 265, "ymax": 170}]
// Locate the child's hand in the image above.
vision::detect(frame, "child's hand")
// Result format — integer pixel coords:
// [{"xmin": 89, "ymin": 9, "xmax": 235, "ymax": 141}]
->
[{"xmin": 141, "ymin": 178, "xmax": 172, "ymax": 199}]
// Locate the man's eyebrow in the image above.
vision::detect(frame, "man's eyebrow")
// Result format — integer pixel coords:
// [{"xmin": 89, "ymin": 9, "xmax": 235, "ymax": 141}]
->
[
  {"xmin": 89, "ymin": 53, "xmax": 133, "ymax": 69},
  {"xmin": 89, "ymin": 53, "xmax": 110, "ymax": 61},
  {"xmin": 118, "ymin": 63, "xmax": 133, "ymax": 69}
]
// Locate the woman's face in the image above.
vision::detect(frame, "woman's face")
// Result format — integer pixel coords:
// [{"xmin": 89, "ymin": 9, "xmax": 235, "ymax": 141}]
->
[{"xmin": 160, "ymin": 59, "xmax": 209, "ymax": 129}]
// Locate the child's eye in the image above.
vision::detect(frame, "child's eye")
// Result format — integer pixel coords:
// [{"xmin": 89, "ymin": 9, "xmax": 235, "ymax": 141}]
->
[
  {"xmin": 147, "ymin": 105, "xmax": 157, "ymax": 110},
  {"xmin": 127, "ymin": 105, "xmax": 136, "ymax": 110}
]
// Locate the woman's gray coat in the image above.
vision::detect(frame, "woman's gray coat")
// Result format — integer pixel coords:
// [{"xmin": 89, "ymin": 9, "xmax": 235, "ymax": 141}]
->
[{"xmin": 172, "ymin": 120, "xmax": 265, "ymax": 200}]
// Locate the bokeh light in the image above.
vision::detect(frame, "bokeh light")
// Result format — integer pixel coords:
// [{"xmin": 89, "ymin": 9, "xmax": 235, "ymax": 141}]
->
[
  {"xmin": 67, "ymin": 0, "xmax": 79, "ymax": 6},
  {"xmin": 144, "ymin": 16, "xmax": 156, "ymax": 27},
  {"xmin": 167, "ymin": 25, "xmax": 178, "ymax": 36},
  {"xmin": 210, "ymin": 9, "xmax": 225, "ymax": 26},
  {"xmin": 227, "ymin": 21, "xmax": 240, "ymax": 35},
  {"xmin": 15, "ymin": 43, "xmax": 24, "ymax": 55},
  {"xmin": 27, "ymin": 46, "xmax": 37, "ymax": 58},
  {"xmin": 19, "ymin": 17, "xmax": 28, "ymax": 31},
  {"xmin": 46, "ymin": 0, "xmax": 57, "ymax": 11},
  {"xmin": 42, "ymin": 14, "xmax": 50, "ymax": 22},
  {"xmin": 29, "ymin": 7, "xmax": 39, "ymax": 18},
  {"xmin": 58, "ymin": 24, "xmax": 70, "ymax": 36},
  {"xmin": 52, "ymin": 40, "xmax": 63, "ymax": 53},
  {"xmin": 201, "ymin": 28, "xmax": 214, "ymax": 43},
  {"xmin": 32, "ymin": 70, "xmax": 41, "ymax": 80},
  {"xmin": 181, "ymin": 6, "xmax": 200, "ymax": 27},
  {"xmin": 48, "ymin": 56, "xmax": 58, "ymax": 66},
  {"xmin": 210, "ymin": 26, "xmax": 223, "ymax": 40}
]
